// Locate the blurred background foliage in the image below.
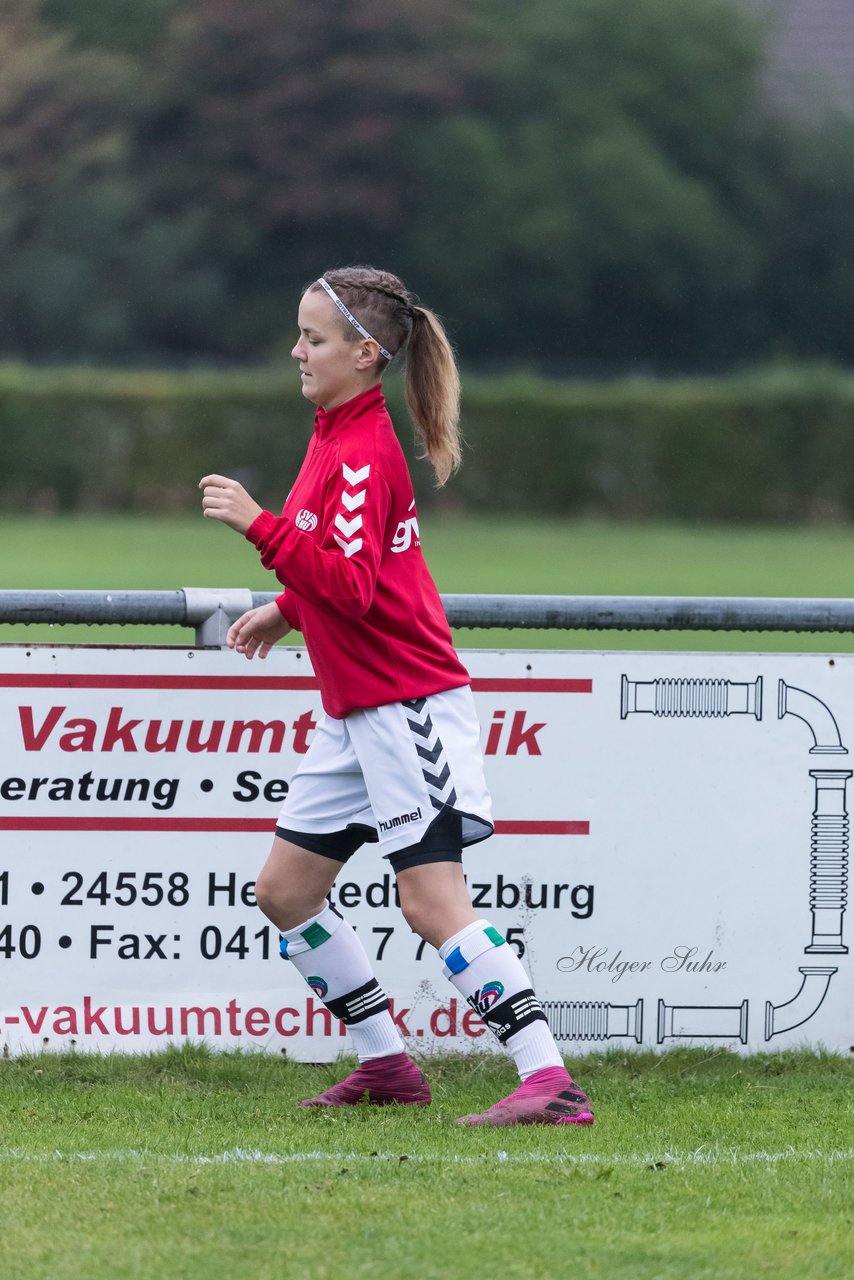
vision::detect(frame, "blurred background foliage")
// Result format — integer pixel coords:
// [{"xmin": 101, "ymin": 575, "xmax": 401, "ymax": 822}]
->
[
  {"xmin": 1, "ymin": 0, "xmax": 853, "ymax": 372},
  {"xmin": 4, "ymin": 362, "xmax": 854, "ymax": 521}
]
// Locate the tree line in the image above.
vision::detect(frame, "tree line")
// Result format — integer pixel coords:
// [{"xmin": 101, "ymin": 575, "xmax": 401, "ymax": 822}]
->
[{"xmin": 1, "ymin": 0, "xmax": 852, "ymax": 370}]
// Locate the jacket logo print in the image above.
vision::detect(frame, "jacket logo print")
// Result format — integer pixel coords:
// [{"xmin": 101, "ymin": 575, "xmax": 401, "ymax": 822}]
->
[
  {"xmin": 391, "ymin": 500, "xmax": 420, "ymax": 554},
  {"xmin": 295, "ymin": 509, "xmax": 318, "ymax": 532},
  {"xmin": 334, "ymin": 462, "xmax": 370, "ymax": 558}
]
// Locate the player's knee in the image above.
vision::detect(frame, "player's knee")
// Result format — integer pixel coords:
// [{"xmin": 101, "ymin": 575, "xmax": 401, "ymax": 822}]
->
[
  {"xmin": 399, "ymin": 894, "xmax": 427, "ymax": 939},
  {"xmin": 395, "ymin": 848, "xmax": 469, "ymax": 947},
  {"xmin": 254, "ymin": 868, "xmax": 312, "ymax": 930},
  {"xmin": 399, "ymin": 894, "xmax": 450, "ymax": 949},
  {"xmin": 253, "ymin": 867, "xmax": 282, "ymax": 921}
]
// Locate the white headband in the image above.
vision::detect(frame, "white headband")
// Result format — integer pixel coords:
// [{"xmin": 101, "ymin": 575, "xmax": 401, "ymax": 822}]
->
[{"xmin": 316, "ymin": 277, "xmax": 394, "ymax": 362}]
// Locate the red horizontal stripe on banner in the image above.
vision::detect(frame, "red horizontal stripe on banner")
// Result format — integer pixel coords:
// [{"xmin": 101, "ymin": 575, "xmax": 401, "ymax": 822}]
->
[
  {"xmin": 0, "ymin": 817, "xmax": 275, "ymax": 832},
  {"xmin": 471, "ymin": 679, "xmax": 592, "ymax": 693},
  {"xmin": 0, "ymin": 674, "xmax": 319, "ymax": 690},
  {"xmin": 0, "ymin": 675, "xmax": 590, "ymax": 693},
  {"xmin": 0, "ymin": 817, "xmax": 588, "ymax": 835},
  {"xmin": 494, "ymin": 820, "xmax": 589, "ymax": 835}
]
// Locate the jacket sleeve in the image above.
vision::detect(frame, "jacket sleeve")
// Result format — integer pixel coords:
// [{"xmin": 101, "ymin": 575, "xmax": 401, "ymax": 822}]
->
[
  {"xmin": 274, "ymin": 591, "xmax": 301, "ymax": 631},
  {"xmin": 246, "ymin": 462, "xmax": 391, "ymax": 618}
]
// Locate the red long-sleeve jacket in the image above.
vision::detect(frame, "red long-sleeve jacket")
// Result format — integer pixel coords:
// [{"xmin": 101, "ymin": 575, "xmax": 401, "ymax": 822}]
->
[{"xmin": 245, "ymin": 384, "xmax": 470, "ymax": 718}]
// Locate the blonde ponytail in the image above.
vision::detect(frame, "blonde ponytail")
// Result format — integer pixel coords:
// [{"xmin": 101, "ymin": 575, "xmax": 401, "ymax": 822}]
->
[{"xmin": 405, "ymin": 306, "xmax": 461, "ymax": 487}]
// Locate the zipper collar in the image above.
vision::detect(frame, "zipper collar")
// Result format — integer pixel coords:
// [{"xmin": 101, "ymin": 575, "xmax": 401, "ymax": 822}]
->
[{"xmin": 314, "ymin": 383, "xmax": 385, "ymax": 443}]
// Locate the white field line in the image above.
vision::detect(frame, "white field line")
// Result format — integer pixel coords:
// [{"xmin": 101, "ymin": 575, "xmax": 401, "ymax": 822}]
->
[{"xmin": 0, "ymin": 1147, "xmax": 852, "ymax": 1169}]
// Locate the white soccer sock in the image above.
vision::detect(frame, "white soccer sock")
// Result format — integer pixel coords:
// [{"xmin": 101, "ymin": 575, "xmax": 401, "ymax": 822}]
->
[
  {"xmin": 438, "ymin": 919, "xmax": 564, "ymax": 1079},
  {"xmin": 280, "ymin": 903, "xmax": 404, "ymax": 1062}
]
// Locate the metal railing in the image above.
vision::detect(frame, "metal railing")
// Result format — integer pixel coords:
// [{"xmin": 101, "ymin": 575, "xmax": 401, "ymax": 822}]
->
[{"xmin": 2, "ymin": 588, "xmax": 854, "ymax": 646}]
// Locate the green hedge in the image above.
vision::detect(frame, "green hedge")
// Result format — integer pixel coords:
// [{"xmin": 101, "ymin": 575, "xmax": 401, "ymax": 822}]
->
[{"xmin": 2, "ymin": 362, "xmax": 854, "ymax": 521}]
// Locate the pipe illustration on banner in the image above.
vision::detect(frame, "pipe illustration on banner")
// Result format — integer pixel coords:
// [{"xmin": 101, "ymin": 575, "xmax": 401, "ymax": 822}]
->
[
  {"xmin": 657, "ymin": 999, "xmax": 748, "ymax": 1045},
  {"xmin": 542, "ymin": 998, "xmax": 643, "ymax": 1044},
  {"xmin": 620, "ymin": 675, "xmax": 763, "ymax": 720},
  {"xmin": 777, "ymin": 680, "xmax": 847, "ymax": 754},
  {"xmin": 620, "ymin": 666, "xmax": 849, "ymax": 1045},
  {"xmin": 804, "ymin": 770, "xmax": 850, "ymax": 954},
  {"xmin": 764, "ymin": 965, "xmax": 837, "ymax": 1039},
  {"xmin": 775, "ymin": 682, "xmax": 849, "ymax": 956}
]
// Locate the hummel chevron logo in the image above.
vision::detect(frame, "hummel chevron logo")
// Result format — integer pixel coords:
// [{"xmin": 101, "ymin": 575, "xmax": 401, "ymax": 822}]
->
[
  {"xmin": 416, "ymin": 740, "xmax": 444, "ymax": 765},
  {"xmin": 424, "ymin": 763, "xmax": 451, "ymax": 790},
  {"xmin": 406, "ymin": 714, "xmax": 434, "ymax": 738},
  {"xmin": 334, "ymin": 513, "xmax": 363, "ymax": 539},
  {"xmin": 333, "ymin": 535, "xmax": 363, "ymax": 558},
  {"xmin": 404, "ymin": 698, "xmax": 458, "ymax": 811},
  {"xmin": 340, "ymin": 489, "xmax": 366, "ymax": 512},
  {"xmin": 335, "ymin": 463, "xmax": 369, "ymax": 558}
]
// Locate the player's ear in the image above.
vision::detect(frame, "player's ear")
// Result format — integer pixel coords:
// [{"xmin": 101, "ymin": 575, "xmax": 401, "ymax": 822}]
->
[{"xmin": 355, "ymin": 339, "xmax": 382, "ymax": 371}]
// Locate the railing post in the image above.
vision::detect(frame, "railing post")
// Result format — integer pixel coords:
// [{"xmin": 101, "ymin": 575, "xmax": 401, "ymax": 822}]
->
[{"xmin": 181, "ymin": 588, "xmax": 255, "ymax": 648}]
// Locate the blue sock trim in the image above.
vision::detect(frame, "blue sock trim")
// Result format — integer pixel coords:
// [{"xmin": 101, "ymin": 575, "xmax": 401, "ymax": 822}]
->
[{"xmin": 444, "ymin": 946, "xmax": 467, "ymax": 975}]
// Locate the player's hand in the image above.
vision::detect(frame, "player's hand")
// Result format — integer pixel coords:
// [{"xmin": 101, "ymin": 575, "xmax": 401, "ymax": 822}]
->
[
  {"xmin": 199, "ymin": 473, "xmax": 264, "ymax": 535},
  {"xmin": 227, "ymin": 602, "xmax": 292, "ymax": 660}
]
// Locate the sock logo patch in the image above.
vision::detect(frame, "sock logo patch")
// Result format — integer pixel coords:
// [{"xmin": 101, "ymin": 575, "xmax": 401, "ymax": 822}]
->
[
  {"xmin": 469, "ymin": 981, "xmax": 505, "ymax": 1017},
  {"xmin": 307, "ymin": 976, "xmax": 328, "ymax": 999}
]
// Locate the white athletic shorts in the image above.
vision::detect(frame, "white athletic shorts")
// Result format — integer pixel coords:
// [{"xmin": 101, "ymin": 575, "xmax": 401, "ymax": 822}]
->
[{"xmin": 276, "ymin": 685, "xmax": 493, "ymax": 863}]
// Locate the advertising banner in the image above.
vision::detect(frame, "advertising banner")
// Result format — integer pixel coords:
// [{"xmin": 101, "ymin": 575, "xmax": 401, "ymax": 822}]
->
[{"xmin": 0, "ymin": 644, "xmax": 850, "ymax": 1056}]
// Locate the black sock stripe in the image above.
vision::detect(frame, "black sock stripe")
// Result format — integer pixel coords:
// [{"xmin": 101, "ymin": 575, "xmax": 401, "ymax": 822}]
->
[{"xmin": 325, "ymin": 978, "xmax": 390, "ymax": 1025}]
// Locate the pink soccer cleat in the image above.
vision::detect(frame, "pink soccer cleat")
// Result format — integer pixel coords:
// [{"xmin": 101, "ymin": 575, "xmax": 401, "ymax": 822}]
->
[
  {"xmin": 298, "ymin": 1052, "xmax": 431, "ymax": 1108},
  {"xmin": 455, "ymin": 1066, "xmax": 594, "ymax": 1127}
]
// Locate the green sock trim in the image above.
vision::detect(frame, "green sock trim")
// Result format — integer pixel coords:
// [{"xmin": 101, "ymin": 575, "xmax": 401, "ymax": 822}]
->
[{"xmin": 301, "ymin": 922, "xmax": 332, "ymax": 949}]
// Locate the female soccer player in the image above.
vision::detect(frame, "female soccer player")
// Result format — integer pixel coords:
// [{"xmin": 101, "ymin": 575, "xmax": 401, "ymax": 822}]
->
[{"xmin": 199, "ymin": 266, "xmax": 593, "ymax": 1126}]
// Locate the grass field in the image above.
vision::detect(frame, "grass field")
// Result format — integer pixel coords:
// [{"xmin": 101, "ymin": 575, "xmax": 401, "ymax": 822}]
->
[
  {"xmin": 3, "ymin": 513, "xmax": 854, "ymax": 651},
  {"xmin": 0, "ymin": 1047, "xmax": 850, "ymax": 1280}
]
